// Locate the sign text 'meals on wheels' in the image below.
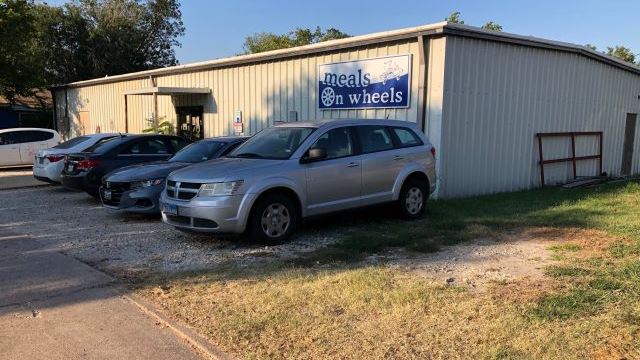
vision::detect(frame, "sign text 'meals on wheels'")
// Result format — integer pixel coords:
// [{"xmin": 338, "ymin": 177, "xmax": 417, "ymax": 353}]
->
[{"xmin": 318, "ymin": 54, "xmax": 411, "ymax": 110}]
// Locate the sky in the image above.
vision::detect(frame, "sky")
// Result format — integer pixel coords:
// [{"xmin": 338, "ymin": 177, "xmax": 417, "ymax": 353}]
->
[{"xmin": 49, "ymin": 0, "xmax": 640, "ymax": 64}]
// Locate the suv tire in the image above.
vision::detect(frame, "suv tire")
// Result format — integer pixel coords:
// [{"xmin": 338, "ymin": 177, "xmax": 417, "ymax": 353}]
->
[
  {"xmin": 398, "ymin": 177, "xmax": 428, "ymax": 219},
  {"xmin": 248, "ymin": 193, "xmax": 298, "ymax": 244}
]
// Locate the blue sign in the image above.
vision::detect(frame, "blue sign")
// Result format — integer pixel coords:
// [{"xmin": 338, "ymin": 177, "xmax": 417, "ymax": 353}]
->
[{"xmin": 318, "ymin": 54, "xmax": 411, "ymax": 110}]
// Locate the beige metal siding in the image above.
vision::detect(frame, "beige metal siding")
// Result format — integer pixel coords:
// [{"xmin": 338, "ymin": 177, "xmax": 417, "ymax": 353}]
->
[
  {"xmin": 56, "ymin": 78, "xmax": 171, "ymax": 137},
  {"xmin": 165, "ymin": 39, "xmax": 422, "ymax": 136},
  {"xmin": 440, "ymin": 36, "xmax": 640, "ymax": 198},
  {"xmin": 55, "ymin": 39, "xmax": 423, "ymax": 139}
]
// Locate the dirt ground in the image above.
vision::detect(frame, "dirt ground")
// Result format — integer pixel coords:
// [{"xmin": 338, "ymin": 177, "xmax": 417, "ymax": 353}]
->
[
  {"xmin": 384, "ymin": 227, "xmax": 618, "ymax": 291},
  {"xmin": 2, "ymin": 181, "xmax": 607, "ymax": 292}
]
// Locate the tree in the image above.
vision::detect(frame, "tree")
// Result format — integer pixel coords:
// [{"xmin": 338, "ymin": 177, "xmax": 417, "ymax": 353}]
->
[
  {"xmin": 43, "ymin": 0, "xmax": 185, "ymax": 83},
  {"xmin": 482, "ymin": 21, "xmax": 502, "ymax": 32},
  {"xmin": 445, "ymin": 11, "xmax": 503, "ymax": 32},
  {"xmin": 0, "ymin": 0, "xmax": 185, "ymax": 102},
  {"xmin": 606, "ymin": 46, "xmax": 636, "ymax": 64},
  {"xmin": 0, "ymin": 0, "xmax": 47, "ymax": 103},
  {"xmin": 445, "ymin": 11, "xmax": 464, "ymax": 24},
  {"xmin": 243, "ymin": 26, "xmax": 350, "ymax": 54}
]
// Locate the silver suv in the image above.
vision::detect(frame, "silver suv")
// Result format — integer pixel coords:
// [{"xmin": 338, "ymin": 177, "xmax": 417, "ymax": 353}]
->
[{"xmin": 160, "ymin": 119, "xmax": 436, "ymax": 243}]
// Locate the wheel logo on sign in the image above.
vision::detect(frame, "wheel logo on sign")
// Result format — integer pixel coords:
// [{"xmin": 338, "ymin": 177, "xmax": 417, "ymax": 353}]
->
[{"xmin": 321, "ymin": 87, "xmax": 335, "ymax": 107}]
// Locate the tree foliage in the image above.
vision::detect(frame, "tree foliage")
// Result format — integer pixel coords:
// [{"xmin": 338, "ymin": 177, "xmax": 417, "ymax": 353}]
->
[
  {"xmin": 482, "ymin": 21, "xmax": 502, "ymax": 32},
  {"xmin": 0, "ymin": 0, "xmax": 47, "ymax": 103},
  {"xmin": 606, "ymin": 46, "xmax": 636, "ymax": 64},
  {"xmin": 444, "ymin": 11, "xmax": 464, "ymax": 24},
  {"xmin": 445, "ymin": 11, "xmax": 502, "ymax": 32},
  {"xmin": 0, "ymin": 0, "xmax": 185, "ymax": 103},
  {"xmin": 585, "ymin": 44, "xmax": 597, "ymax": 51},
  {"xmin": 243, "ymin": 26, "xmax": 350, "ymax": 54}
]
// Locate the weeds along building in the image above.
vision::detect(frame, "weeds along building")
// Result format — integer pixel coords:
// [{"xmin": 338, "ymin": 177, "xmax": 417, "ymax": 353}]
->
[{"xmin": 51, "ymin": 22, "xmax": 640, "ymax": 198}]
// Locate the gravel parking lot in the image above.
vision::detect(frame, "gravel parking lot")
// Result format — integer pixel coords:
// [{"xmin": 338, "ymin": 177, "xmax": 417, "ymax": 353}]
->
[
  {"xmin": 0, "ymin": 168, "xmax": 46, "ymax": 190},
  {"xmin": 2, "ymin": 184, "xmax": 561, "ymax": 289},
  {"xmin": 1, "ymin": 186, "xmax": 338, "ymax": 279}
]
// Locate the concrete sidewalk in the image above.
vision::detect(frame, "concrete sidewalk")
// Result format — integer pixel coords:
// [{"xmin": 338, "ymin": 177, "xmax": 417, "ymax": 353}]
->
[{"xmin": 0, "ymin": 229, "xmax": 203, "ymax": 360}]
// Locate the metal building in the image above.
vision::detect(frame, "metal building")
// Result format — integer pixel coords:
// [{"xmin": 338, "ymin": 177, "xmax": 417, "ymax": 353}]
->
[{"xmin": 51, "ymin": 22, "xmax": 640, "ymax": 198}]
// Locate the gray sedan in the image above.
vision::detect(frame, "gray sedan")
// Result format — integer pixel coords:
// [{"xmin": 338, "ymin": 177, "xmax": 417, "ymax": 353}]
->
[{"xmin": 100, "ymin": 136, "xmax": 247, "ymax": 214}]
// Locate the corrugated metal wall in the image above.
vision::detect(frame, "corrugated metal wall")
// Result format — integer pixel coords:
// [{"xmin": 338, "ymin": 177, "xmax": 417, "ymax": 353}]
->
[
  {"xmin": 54, "ymin": 33, "xmax": 640, "ymax": 199},
  {"xmin": 55, "ymin": 39, "xmax": 423, "ymax": 138},
  {"xmin": 439, "ymin": 36, "xmax": 640, "ymax": 198},
  {"xmin": 55, "ymin": 77, "xmax": 167, "ymax": 136}
]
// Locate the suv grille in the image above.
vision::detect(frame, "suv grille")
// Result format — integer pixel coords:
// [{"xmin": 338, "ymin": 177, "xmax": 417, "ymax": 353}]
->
[
  {"xmin": 102, "ymin": 181, "xmax": 130, "ymax": 206},
  {"xmin": 166, "ymin": 180, "xmax": 201, "ymax": 201}
]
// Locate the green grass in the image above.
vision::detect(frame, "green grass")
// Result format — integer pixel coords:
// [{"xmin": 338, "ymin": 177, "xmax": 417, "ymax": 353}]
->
[
  {"xmin": 137, "ymin": 180, "xmax": 640, "ymax": 359},
  {"xmin": 300, "ymin": 181, "xmax": 640, "ymax": 264},
  {"xmin": 548, "ymin": 243, "xmax": 583, "ymax": 252},
  {"xmin": 545, "ymin": 266, "xmax": 590, "ymax": 278},
  {"xmin": 609, "ymin": 241, "xmax": 640, "ymax": 258},
  {"xmin": 529, "ymin": 288, "xmax": 605, "ymax": 320}
]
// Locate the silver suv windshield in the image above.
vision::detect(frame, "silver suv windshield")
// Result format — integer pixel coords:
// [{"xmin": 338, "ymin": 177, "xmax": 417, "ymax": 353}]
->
[{"xmin": 228, "ymin": 127, "xmax": 315, "ymax": 160}]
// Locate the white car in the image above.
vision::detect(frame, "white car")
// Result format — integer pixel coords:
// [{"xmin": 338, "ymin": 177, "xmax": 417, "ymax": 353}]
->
[
  {"xmin": 0, "ymin": 128, "xmax": 61, "ymax": 168},
  {"xmin": 33, "ymin": 133, "xmax": 124, "ymax": 183}
]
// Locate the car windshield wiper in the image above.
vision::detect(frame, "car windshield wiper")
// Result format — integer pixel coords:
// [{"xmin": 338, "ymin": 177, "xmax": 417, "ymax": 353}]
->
[{"xmin": 233, "ymin": 152, "xmax": 264, "ymax": 158}]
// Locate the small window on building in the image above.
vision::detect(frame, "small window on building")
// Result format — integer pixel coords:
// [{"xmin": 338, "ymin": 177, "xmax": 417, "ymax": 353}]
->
[{"xmin": 392, "ymin": 127, "xmax": 423, "ymax": 147}]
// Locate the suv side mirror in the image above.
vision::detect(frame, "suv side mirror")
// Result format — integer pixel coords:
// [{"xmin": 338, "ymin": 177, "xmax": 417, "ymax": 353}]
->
[{"xmin": 301, "ymin": 147, "xmax": 327, "ymax": 163}]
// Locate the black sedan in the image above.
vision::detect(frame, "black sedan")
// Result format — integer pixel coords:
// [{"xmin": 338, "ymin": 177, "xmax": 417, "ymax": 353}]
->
[
  {"xmin": 61, "ymin": 134, "xmax": 190, "ymax": 197},
  {"xmin": 99, "ymin": 136, "xmax": 248, "ymax": 214}
]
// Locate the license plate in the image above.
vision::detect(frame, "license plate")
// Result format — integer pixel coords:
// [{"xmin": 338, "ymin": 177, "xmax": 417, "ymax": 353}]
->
[
  {"xmin": 66, "ymin": 164, "xmax": 74, "ymax": 172},
  {"xmin": 103, "ymin": 189, "xmax": 112, "ymax": 200},
  {"xmin": 163, "ymin": 203, "xmax": 178, "ymax": 216}
]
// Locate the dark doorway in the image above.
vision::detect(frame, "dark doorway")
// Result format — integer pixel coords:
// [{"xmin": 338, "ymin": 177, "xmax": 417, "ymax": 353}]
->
[
  {"xmin": 176, "ymin": 106, "xmax": 204, "ymax": 141},
  {"xmin": 621, "ymin": 113, "xmax": 638, "ymax": 176}
]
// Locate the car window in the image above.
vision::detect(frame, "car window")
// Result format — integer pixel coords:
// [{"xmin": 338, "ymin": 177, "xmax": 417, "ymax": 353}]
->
[
  {"xmin": 170, "ymin": 138, "xmax": 189, "ymax": 152},
  {"xmin": 228, "ymin": 127, "xmax": 315, "ymax": 160},
  {"xmin": 310, "ymin": 127, "xmax": 354, "ymax": 159},
  {"xmin": 34, "ymin": 131, "xmax": 54, "ymax": 141},
  {"xmin": 356, "ymin": 126, "xmax": 394, "ymax": 153},
  {"xmin": 169, "ymin": 141, "xmax": 226, "ymax": 162},
  {"xmin": 219, "ymin": 141, "xmax": 240, "ymax": 156},
  {"xmin": 83, "ymin": 136, "xmax": 120, "ymax": 153},
  {"xmin": 123, "ymin": 138, "xmax": 169, "ymax": 155},
  {"xmin": 12, "ymin": 130, "xmax": 53, "ymax": 143},
  {"xmin": 392, "ymin": 127, "xmax": 423, "ymax": 147},
  {"xmin": 53, "ymin": 136, "xmax": 91, "ymax": 149},
  {"xmin": 0, "ymin": 132, "xmax": 18, "ymax": 145}
]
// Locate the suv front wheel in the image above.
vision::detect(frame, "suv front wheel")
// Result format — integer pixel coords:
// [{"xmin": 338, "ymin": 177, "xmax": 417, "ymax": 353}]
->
[
  {"xmin": 248, "ymin": 193, "xmax": 298, "ymax": 244},
  {"xmin": 398, "ymin": 177, "xmax": 428, "ymax": 219}
]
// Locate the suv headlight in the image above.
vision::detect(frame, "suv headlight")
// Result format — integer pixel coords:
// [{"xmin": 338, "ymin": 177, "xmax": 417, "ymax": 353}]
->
[
  {"xmin": 198, "ymin": 180, "xmax": 243, "ymax": 197},
  {"xmin": 131, "ymin": 178, "xmax": 164, "ymax": 190}
]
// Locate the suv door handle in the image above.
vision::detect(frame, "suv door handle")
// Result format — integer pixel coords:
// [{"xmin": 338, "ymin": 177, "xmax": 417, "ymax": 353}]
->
[
  {"xmin": 347, "ymin": 162, "xmax": 359, "ymax": 168},
  {"xmin": 393, "ymin": 155, "xmax": 404, "ymax": 160}
]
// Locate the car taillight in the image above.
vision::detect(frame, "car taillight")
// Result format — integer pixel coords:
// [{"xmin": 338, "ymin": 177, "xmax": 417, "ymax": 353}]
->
[
  {"xmin": 430, "ymin": 146, "xmax": 436, "ymax": 158},
  {"xmin": 46, "ymin": 155, "xmax": 65, "ymax": 163},
  {"xmin": 77, "ymin": 159, "xmax": 100, "ymax": 170}
]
